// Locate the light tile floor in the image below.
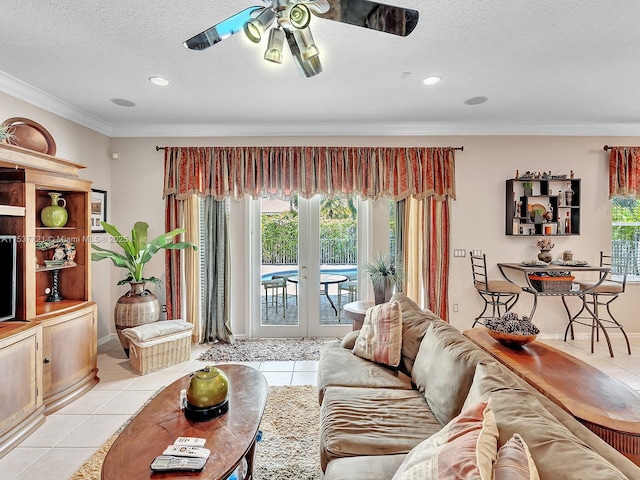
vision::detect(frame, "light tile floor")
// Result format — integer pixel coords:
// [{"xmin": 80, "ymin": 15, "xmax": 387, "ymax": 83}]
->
[{"xmin": 1, "ymin": 334, "xmax": 639, "ymax": 480}]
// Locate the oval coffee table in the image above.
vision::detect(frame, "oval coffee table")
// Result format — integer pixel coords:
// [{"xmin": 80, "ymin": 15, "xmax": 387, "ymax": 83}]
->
[{"xmin": 102, "ymin": 364, "xmax": 268, "ymax": 479}]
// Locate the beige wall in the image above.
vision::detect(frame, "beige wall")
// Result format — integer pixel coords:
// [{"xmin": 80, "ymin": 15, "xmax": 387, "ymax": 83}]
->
[{"xmin": 3, "ymin": 90, "xmax": 639, "ymax": 342}]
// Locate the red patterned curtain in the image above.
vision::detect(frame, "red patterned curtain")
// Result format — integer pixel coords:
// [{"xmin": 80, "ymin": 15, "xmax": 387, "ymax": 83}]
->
[
  {"xmin": 164, "ymin": 196, "xmax": 182, "ymax": 320},
  {"xmin": 163, "ymin": 146, "xmax": 456, "ymax": 201},
  {"xmin": 163, "ymin": 145, "xmax": 457, "ymax": 321},
  {"xmin": 609, "ymin": 147, "xmax": 640, "ymax": 199}
]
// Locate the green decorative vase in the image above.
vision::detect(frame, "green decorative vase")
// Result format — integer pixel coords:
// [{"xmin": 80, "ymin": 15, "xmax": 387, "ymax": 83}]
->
[
  {"xmin": 184, "ymin": 366, "xmax": 230, "ymax": 422},
  {"xmin": 187, "ymin": 366, "xmax": 229, "ymax": 408},
  {"xmin": 41, "ymin": 192, "xmax": 68, "ymax": 227}
]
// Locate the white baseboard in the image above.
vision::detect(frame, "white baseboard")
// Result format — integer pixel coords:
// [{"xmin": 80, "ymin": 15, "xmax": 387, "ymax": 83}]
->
[{"xmin": 97, "ymin": 333, "xmax": 119, "ymax": 347}]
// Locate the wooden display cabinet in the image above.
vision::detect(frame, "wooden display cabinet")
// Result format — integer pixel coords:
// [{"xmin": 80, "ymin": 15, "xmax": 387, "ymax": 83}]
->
[
  {"xmin": 0, "ymin": 144, "xmax": 99, "ymax": 457},
  {"xmin": 0, "ymin": 322, "xmax": 44, "ymax": 458}
]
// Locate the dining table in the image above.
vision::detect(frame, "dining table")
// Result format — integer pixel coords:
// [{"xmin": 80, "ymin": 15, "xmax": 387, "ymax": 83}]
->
[{"xmin": 497, "ymin": 262, "xmax": 614, "ymax": 356}]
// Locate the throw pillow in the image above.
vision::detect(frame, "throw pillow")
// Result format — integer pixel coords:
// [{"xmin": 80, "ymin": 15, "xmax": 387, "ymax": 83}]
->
[
  {"xmin": 493, "ymin": 434, "xmax": 540, "ymax": 480},
  {"xmin": 391, "ymin": 400, "xmax": 498, "ymax": 480},
  {"xmin": 389, "ymin": 292, "xmax": 440, "ymax": 374},
  {"xmin": 340, "ymin": 330, "xmax": 361, "ymax": 350},
  {"xmin": 352, "ymin": 301, "xmax": 403, "ymax": 367}
]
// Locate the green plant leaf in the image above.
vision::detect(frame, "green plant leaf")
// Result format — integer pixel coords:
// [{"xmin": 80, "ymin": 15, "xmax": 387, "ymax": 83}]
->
[{"xmin": 91, "ymin": 221, "xmax": 196, "ymax": 285}]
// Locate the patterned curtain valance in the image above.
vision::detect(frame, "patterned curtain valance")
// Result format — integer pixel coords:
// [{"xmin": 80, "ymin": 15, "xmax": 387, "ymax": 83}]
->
[
  {"xmin": 609, "ymin": 146, "xmax": 640, "ymax": 199},
  {"xmin": 163, "ymin": 146, "xmax": 456, "ymax": 201}
]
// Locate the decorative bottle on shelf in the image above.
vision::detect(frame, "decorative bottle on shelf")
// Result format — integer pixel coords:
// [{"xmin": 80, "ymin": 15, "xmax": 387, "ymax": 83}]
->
[
  {"xmin": 41, "ymin": 192, "xmax": 68, "ymax": 227},
  {"xmin": 565, "ymin": 182, "xmax": 574, "ymax": 206},
  {"xmin": 557, "ymin": 216, "xmax": 564, "ymax": 234},
  {"xmin": 565, "ymin": 212, "xmax": 571, "ymax": 234},
  {"xmin": 558, "ymin": 190, "xmax": 563, "ymax": 207}
]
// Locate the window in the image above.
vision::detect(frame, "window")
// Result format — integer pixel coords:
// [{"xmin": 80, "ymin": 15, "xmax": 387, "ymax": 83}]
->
[{"xmin": 612, "ymin": 198, "xmax": 640, "ymax": 281}]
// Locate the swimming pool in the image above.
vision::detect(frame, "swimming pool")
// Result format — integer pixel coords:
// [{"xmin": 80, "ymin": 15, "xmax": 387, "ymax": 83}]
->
[{"xmin": 261, "ymin": 266, "xmax": 357, "ymax": 281}]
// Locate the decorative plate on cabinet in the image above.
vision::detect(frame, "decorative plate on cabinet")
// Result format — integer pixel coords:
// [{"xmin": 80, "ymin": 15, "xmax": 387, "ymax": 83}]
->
[{"xmin": 1, "ymin": 117, "xmax": 56, "ymax": 156}]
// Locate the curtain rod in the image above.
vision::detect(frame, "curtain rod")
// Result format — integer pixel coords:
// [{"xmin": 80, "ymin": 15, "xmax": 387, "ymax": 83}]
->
[
  {"xmin": 156, "ymin": 145, "xmax": 464, "ymax": 151},
  {"xmin": 603, "ymin": 145, "xmax": 639, "ymax": 151}
]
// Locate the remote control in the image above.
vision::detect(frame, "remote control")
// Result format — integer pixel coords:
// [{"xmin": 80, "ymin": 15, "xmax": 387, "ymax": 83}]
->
[
  {"xmin": 163, "ymin": 445, "xmax": 211, "ymax": 458},
  {"xmin": 174, "ymin": 436, "xmax": 207, "ymax": 447},
  {"xmin": 150, "ymin": 455, "xmax": 206, "ymax": 472}
]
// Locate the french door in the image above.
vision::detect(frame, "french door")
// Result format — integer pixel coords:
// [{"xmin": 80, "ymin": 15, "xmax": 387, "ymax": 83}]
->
[{"xmin": 252, "ymin": 195, "xmax": 356, "ymax": 338}]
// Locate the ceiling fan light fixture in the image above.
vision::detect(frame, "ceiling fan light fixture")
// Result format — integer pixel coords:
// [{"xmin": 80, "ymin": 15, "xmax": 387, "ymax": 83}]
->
[
  {"xmin": 294, "ymin": 27, "xmax": 319, "ymax": 61},
  {"xmin": 244, "ymin": 7, "xmax": 275, "ymax": 43},
  {"xmin": 287, "ymin": 3, "xmax": 311, "ymax": 29},
  {"xmin": 264, "ymin": 28, "xmax": 285, "ymax": 64}
]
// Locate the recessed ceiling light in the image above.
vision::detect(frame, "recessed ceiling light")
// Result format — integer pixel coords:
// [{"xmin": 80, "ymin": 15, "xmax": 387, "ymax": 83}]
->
[
  {"xmin": 149, "ymin": 76, "xmax": 170, "ymax": 86},
  {"xmin": 110, "ymin": 98, "xmax": 136, "ymax": 107},
  {"xmin": 465, "ymin": 96, "xmax": 489, "ymax": 105},
  {"xmin": 423, "ymin": 76, "xmax": 442, "ymax": 86}
]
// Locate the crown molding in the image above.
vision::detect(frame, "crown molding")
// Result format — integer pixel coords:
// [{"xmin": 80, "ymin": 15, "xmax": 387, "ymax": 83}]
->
[
  {"xmin": 2, "ymin": 70, "xmax": 640, "ymax": 138},
  {"xmin": 110, "ymin": 122, "xmax": 640, "ymax": 138},
  {"xmin": 0, "ymin": 70, "xmax": 113, "ymax": 136}
]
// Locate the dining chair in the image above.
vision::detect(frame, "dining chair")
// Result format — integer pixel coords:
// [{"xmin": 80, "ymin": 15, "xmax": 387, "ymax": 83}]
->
[
  {"xmin": 337, "ymin": 273, "xmax": 358, "ymax": 320},
  {"xmin": 470, "ymin": 251, "xmax": 522, "ymax": 327},
  {"xmin": 567, "ymin": 251, "xmax": 631, "ymax": 355}
]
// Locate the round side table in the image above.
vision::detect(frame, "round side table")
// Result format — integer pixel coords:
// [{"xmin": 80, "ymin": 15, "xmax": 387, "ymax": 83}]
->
[{"xmin": 343, "ymin": 300, "xmax": 374, "ymax": 331}]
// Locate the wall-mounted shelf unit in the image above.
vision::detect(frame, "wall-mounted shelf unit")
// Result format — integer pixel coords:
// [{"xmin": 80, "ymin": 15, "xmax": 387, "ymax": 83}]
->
[{"xmin": 506, "ymin": 177, "xmax": 581, "ymax": 236}]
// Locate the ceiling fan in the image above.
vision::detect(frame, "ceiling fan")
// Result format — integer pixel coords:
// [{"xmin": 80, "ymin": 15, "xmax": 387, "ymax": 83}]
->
[{"xmin": 183, "ymin": 0, "xmax": 419, "ymax": 78}]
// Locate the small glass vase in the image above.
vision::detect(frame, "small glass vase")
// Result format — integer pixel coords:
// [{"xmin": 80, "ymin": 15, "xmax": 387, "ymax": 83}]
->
[{"xmin": 537, "ymin": 250, "xmax": 553, "ymax": 263}]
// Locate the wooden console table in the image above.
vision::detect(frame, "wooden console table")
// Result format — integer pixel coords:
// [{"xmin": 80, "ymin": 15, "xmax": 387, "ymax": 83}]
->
[{"xmin": 464, "ymin": 328, "xmax": 640, "ymax": 466}]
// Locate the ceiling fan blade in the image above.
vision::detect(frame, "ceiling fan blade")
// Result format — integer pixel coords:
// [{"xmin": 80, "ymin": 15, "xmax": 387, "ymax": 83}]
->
[
  {"xmin": 312, "ymin": 0, "xmax": 419, "ymax": 36},
  {"xmin": 184, "ymin": 6, "xmax": 262, "ymax": 50},
  {"xmin": 303, "ymin": 0, "xmax": 330, "ymax": 14},
  {"xmin": 285, "ymin": 30, "xmax": 323, "ymax": 78}
]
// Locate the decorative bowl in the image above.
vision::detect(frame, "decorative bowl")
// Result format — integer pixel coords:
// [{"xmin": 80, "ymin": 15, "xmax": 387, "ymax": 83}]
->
[{"xmin": 486, "ymin": 329, "xmax": 537, "ymax": 348}]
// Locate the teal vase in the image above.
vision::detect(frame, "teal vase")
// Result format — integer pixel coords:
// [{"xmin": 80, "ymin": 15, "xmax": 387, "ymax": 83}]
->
[{"xmin": 41, "ymin": 192, "xmax": 68, "ymax": 227}]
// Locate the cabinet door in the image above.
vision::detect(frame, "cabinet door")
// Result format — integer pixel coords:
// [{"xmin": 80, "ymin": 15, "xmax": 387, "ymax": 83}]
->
[
  {"xmin": 0, "ymin": 325, "xmax": 42, "ymax": 435},
  {"xmin": 42, "ymin": 304, "xmax": 98, "ymax": 410}
]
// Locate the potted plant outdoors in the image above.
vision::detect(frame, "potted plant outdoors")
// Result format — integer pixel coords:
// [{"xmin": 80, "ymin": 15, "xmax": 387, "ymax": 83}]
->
[
  {"xmin": 363, "ymin": 252, "xmax": 404, "ymax": 305},
  {"xmin": 91, "ymin": 221, "xmax": 197, "ymax": 356}
]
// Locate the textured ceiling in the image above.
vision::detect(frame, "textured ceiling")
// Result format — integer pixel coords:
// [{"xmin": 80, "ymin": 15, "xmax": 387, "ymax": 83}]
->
[{"xmin": 1, "ymin": 0, "xmax": 639, "ymax": 137}]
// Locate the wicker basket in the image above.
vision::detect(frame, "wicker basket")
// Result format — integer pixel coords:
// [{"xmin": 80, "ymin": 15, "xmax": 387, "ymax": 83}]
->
[
  {"xmin": 128, "ymin": 330, "xmax": 192, "ymax": 375},
  {"xmin": 528, "ymin": 275, "xmax": 575, "ymax": 293}
]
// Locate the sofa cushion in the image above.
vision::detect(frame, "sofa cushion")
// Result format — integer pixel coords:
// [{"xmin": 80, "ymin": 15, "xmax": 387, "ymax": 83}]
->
[
  {"xmin": 324, "ymin": 455, "xmax": 407, "ymax": 480},
  {"xmin": 352, "ymin": 301, "xmax": 403, "ymax": 367},
  {"xmin": 464, "ymin": 362, "xmax": 628, "ymax": 480},
  {"xmin": 317, "ymin": 340, "xmax": 413, "ymax": 404},
  {"xmin": 411, "ymin": 320, "xmax": 492, "ymax": 425},
  {"xmin": 320, "ymin": 386, "xmax": 442, "ymax": 471},
  {"xmin": 389, "ymin": 293, "xmax": 440, "ymax": 374},
  {"xmin": 391, "ymin": 400, "xmax": 498, "ymax": 480},
  {"xmin": 493, "ymin": 433, "xmax": 540, "ymax": 480}
]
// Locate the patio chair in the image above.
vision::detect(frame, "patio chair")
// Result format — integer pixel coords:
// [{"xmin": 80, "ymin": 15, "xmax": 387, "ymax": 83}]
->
[
  {"xmin": 470, "ymin": 251, "xmax": 522, "ymax": 327},
  {"xmin": 261, "ymin": 277, "xmax": 286, "ymax": 321},
  {"xmin": 565, "ymin": 251, "xmax": 631, "ymax": 356},
  {"xmin": 337, "ymin": 273, "xmax": 358, "ymax": 320}
]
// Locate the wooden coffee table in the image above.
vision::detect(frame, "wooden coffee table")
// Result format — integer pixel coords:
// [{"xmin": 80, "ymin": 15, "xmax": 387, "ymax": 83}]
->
[
  {"xmin": 102, "ymin": 364, "xmax": 268, "ymax": 479},
  {"xmin": 464, "ymin": 328, "xmax": 640, "ymax": 466}
]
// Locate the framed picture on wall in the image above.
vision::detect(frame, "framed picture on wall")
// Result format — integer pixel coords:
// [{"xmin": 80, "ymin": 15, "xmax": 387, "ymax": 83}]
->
[{"xmin": 91, "ymin": 189, "xmax": 107, "ymax": 233}]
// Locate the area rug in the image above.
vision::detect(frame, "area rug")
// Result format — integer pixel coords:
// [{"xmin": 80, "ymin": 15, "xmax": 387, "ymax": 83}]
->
[
  {"xmin": 198, "ymin": 337, "xmax": 337, "ymax": 362},
  {"xmin": 70, "ymin": 385, "xmax": 321, "ymax": 480}
]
